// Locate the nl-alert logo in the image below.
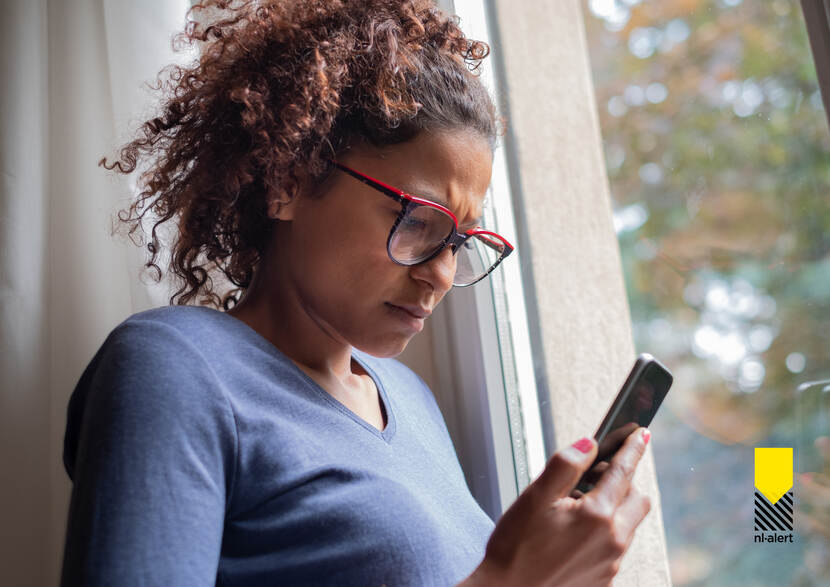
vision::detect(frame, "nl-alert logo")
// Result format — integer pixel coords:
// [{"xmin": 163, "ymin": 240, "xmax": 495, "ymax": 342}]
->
[{"xmin": 754, "ymin": 448, "xmax": 794, "ymax": 543}]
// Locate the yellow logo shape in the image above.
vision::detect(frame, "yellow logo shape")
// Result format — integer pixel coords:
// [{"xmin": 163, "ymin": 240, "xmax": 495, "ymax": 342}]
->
[{"xmin": 755, "ymin": 448, "xmax": 793, "ymax": 505}]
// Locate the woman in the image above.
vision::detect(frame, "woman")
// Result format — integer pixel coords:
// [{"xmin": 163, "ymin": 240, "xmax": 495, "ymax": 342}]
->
[{"xmin": 61, "ymin": 1, "xmax": 652, "ymax": 585}]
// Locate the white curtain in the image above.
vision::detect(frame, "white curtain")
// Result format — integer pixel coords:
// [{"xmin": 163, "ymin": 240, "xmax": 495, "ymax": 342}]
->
[{"xmin": 0, "ymin": 1, "xmax": 191, "ymax": 584}]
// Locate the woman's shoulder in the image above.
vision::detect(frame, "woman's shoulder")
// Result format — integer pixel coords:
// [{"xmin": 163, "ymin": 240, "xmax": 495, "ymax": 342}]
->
[
  {"xmin": 116, "ymin": 304, "xmax": 232, "ymax": 338},
  {"xmin": 73, "ymin": 306, "xmax": 239, "ymax": 410},
  {"xmin": 64, "ymin": 306, "xmax": 239, "ymax": 480},
  {"xmin": 80, "ymin": 305, "xmax": 287, "ymax": 408},
  {"xmin": 107, "ymin": 305, "xmax": 267, "ymax": 359}
]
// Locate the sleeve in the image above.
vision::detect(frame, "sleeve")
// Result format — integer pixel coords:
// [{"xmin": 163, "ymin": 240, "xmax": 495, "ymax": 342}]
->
[{"xmin": 61, "ymin": 319, "xmax": 238, "ymax": 587}]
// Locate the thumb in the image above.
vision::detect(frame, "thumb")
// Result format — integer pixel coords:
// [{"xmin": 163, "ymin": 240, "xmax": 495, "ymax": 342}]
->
[{"xmin": 533, "ymin": 437, "xmax": 597, "ymax": 500}]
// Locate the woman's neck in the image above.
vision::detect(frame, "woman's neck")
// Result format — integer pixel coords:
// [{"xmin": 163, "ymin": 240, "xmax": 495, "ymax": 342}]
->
[{"xmin": 227, "ymin": 263, "xmax": 362, "ymax": 390}]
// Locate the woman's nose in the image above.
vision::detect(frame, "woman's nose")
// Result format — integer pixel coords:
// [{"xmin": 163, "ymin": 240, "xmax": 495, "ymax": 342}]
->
[{"xmin": 409, "ymin": 247, "xmax": 457, "ymax": 293}]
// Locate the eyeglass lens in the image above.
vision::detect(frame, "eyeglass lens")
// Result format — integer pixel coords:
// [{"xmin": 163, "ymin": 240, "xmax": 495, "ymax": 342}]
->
[
  {"xmin": 453, "ymin": 233, "xmax": 506, "ymax": 285},
  {"xmin": 388, "ymin": 204, "xmax": 506, "ymax": 285},
  {"xmin": 388, "ymin": 205, "xmax": 455, "ymax": 264}
]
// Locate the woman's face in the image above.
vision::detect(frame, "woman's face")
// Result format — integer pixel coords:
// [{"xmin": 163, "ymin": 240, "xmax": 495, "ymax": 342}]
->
[{"xmin": 274, "ymin": 129, "xmax": 494, "ymax": 357}]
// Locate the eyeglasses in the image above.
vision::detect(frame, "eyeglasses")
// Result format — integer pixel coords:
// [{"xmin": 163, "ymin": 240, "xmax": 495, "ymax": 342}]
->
[{"xmin": 332, "ymin": 162, "xmax": 514, "ymax": 286}]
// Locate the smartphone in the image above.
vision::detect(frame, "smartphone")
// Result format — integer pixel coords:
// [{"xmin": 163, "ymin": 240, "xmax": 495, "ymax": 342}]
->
[{"xmin": 576, "ymin": 353, "xmax": 673, "ymax": 492}]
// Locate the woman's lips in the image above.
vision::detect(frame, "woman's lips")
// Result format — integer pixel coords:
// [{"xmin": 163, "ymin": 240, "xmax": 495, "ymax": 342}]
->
[
  {"xmin": 391, "ymin": 303, "xmax": 431, "ymax": 319},
  {"xmin": 385, "ymin": 303, "xmax": 428, "ymax": 332}
]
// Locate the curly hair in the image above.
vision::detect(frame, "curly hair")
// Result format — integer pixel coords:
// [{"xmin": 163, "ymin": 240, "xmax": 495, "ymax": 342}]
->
[{"xmin": 103, "ymin": 0, "xmax": 497, "ymax": 309}]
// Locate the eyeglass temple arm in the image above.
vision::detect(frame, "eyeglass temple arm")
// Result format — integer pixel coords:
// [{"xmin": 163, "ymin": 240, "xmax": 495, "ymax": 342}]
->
[
  {"xmin": 333, "ymin": 159, "xmax": 515, "ymax": 259},
  {"xmin": 331, "ymin": 162, "xmax": 405, "ymax": 203},
  {"xmin": 467, "ymin": 231, "xmax": 515, "ymax": 256}
]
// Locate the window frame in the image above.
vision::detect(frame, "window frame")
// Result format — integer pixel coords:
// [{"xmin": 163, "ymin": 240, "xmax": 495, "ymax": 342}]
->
[
  {"xmin": 423, "ymin": 0, "xmax": 549, "ymax": 520},
  {"xmin": 802, "ymin": 0, "xmax": 830, "ymax": 127}
]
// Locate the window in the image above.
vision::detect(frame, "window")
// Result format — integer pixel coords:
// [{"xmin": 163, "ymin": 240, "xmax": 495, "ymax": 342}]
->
[
  {"xmin": 421, "ymin": 0, "xmax": 547, "ymax": 519},
  {"xmin": 583, "ymin": 0, "xmax": 830, "ymax": 584}
]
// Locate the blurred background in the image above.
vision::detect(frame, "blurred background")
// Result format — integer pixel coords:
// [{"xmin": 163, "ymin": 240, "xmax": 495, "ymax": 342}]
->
[{"xmin": 582, "ymin": 0, "xmax": 830, "ymax": 584}]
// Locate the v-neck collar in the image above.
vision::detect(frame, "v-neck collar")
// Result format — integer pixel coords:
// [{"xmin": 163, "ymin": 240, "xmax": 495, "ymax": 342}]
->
[
  {"xmin": 207, "ymin": 307, "xmax": 398, "ymax": 443},
  {"xmin": 317, "ymin": 352, "xmax": 397, "ymax": 442}
]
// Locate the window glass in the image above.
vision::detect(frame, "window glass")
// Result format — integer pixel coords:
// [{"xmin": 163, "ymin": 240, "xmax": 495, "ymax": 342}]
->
[
  {"xmin": 452, "ymin": 0, "xmax": 548, "ymax": 498},
  {"xmin": 583, "ymin": 0, "xmax": 830, "ymax": 584}
]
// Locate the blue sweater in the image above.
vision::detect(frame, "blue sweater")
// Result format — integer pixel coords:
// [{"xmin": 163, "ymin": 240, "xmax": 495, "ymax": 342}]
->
[{"xmin": 62, "ymin": 306, "xmax": 494, "ymax": 586}]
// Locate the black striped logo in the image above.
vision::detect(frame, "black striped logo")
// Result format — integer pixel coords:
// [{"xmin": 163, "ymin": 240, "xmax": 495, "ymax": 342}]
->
[
  {"xmin": 754, "ymin": 490, "xmax": 793, "ymax": 532},
  {"xmin": 754, "ymin": 448, "xmax": 794, "ymax": 544}
]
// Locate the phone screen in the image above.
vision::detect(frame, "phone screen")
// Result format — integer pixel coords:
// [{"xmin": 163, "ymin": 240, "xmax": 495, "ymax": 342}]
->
[
  {"xmin": 577, "ymin": 355, "xmax": 673, "ymax": 493},
  {"xmin": 594, "ymin": 356, "xmax": 673, "ymax": 461}
]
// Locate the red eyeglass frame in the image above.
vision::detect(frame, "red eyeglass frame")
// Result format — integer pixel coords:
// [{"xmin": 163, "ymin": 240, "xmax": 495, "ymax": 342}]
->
[{"xmin": 331, "ymin": 161, "xmax": 515, "ymax": 286}]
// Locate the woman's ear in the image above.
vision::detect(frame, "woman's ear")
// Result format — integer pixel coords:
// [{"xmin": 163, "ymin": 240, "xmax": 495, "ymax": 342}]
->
[
  {"xmin": 266, "ymin": 171, "xmax": 309, "ymax": 221},
  {"xmin": 266, "ymin": 191, "xmax": 298, "ymax": 221}
]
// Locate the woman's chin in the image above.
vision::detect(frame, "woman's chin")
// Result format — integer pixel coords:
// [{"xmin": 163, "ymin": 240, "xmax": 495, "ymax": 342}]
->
[{"xmin": 354, "ymin": 332, "xmax": 416, "ymax": 359}]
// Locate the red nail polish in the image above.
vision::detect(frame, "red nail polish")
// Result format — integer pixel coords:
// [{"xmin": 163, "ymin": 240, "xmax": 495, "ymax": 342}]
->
[
  {"xmin": 572, "ymin": 437, "xmax": 594, "ymax": 454},
  {"xmin": 642, "ymin": 429, "xmax": 651, "ymax": 445}
]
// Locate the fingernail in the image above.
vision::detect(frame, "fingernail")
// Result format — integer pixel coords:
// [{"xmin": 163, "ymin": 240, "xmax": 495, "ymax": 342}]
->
[
  {"xmin": 572, "ymin": 437, "xmax": 594, "ymax": 454},
  {"xmin": 642, "ymin": 428, "xmax": 651, "ymax": 446}
]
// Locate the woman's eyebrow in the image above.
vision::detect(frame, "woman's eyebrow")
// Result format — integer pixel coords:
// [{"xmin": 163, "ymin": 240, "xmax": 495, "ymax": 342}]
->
[
  {"xmin": 461, "ymin": 215, "xmax": 483, "ymax": 230},
  {"xmin": 408, "ymin": 188, "xmax": 482, "ymax": 227},
  {"xmin": 408, "ymin": 188, "xmax": 450, "ymax": 209}
]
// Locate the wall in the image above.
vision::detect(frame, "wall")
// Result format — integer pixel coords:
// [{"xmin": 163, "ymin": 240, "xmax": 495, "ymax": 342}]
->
[{"xmin": 486, "ymin": 0, "xmax": 672, "ymax": 584}]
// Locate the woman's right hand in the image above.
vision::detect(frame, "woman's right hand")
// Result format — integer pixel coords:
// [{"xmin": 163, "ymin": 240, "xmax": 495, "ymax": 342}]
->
[{"xmin": 460, "ymin": 428, "xmax": 652, "ymax": 587}]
